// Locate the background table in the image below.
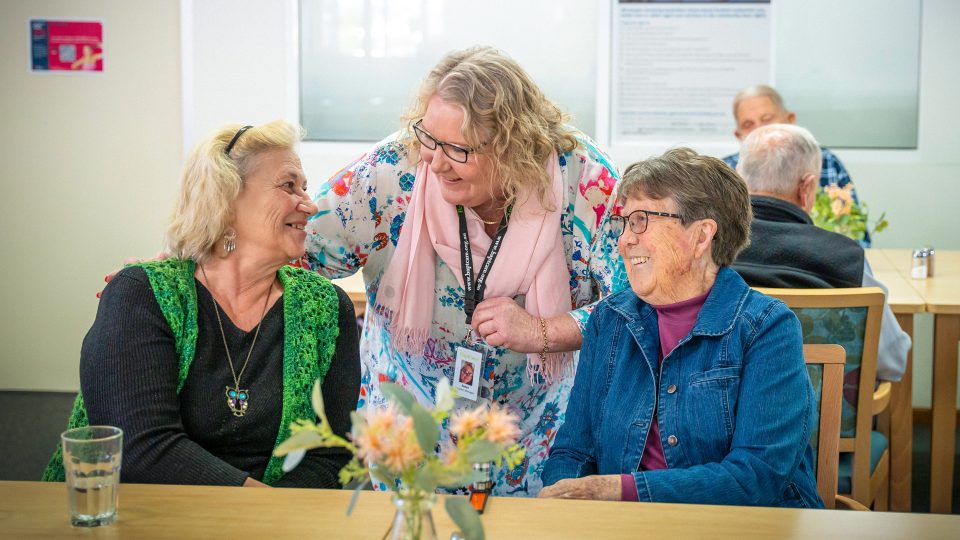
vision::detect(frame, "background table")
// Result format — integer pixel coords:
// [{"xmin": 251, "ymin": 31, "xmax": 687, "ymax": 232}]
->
[
  {"xmin": 2, "ymin": 481, "xmax": 958, "ymax": 539},
  {"xmin": 865, "ymin": 250, "xmax": 926, "ymax": 513},
  {"xmin": 877, "ymin": 249, "xmax": 960, "ymax": 514}
]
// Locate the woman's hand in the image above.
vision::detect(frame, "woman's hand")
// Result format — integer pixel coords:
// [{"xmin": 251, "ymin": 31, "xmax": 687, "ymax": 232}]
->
[
  {"xmin": 471, "ymin": 298, "xmax": 584, "ymax": 354},
  {"xmin": 97, "ymin": 252, "xmax": 170, "ymax": 297},
  {"xmin": 471, "ymin": 297, "xmax": 540, "ymax": 352},
  {"xmin": 538, "ymin": 475, "xmax": 621, "ymax": 501}
]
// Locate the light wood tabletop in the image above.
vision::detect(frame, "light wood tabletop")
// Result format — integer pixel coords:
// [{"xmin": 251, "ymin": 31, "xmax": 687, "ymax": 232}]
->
[{"xmin": 2, "ymin": 481, "xmax": 958, "ymax": 539}]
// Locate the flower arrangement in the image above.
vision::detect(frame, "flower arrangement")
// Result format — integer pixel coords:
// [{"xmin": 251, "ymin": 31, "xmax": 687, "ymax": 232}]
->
[
  {"xmin": 274, "ymin": 379, "xmax": 524, "ymax": 540},
  {"xmin": 811, "ymin": 185, "xmax": 887, "ymax": 242}
]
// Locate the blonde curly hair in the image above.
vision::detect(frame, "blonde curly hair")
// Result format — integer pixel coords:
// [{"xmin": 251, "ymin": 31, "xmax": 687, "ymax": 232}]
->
[
  {"xmin": 401, "ymin": 46, "xmax": 577, "ymax": 212},
  {"xmin": 165, "ymin": 120, "xmax": 303, "ymax": 263}
]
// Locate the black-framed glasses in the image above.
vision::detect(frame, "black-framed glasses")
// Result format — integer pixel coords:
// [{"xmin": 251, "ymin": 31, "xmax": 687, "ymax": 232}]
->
[
  {"xmin": 412, "ymin": 119, "xmax": 482, "ymax": 164},
  {"xmin": 610, "ymin": 209, "xmax": 682, "ymax": 237}
]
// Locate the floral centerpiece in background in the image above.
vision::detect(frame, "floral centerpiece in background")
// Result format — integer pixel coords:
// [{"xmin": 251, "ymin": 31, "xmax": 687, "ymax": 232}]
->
[
  {"xmin": 275, "ymin": 379, "xmax": 524, "ymax": 540},
  {"xmin": 811, "ymin": 185, "xmax": 888, "ymax": 242}
]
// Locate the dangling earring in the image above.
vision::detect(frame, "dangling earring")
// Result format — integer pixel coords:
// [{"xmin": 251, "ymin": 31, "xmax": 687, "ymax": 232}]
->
[{"xmin": 222, "ymin": 228, "xmax": 237, "ymax": 253}]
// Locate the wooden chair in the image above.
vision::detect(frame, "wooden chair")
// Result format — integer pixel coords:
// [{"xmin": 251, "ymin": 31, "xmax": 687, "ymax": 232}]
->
[
  {"xmin": 803, "ymin": 344, "xmax": 867, "ymax": 510},
  {"xmin": 756, "ymin": 288, "xmax": 890, "ymax": 510}
]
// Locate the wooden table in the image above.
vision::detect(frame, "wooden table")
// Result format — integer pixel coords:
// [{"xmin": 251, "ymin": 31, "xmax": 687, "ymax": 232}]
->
[
  {"xmin": 877, "ymin": 249, "xmax": 960, "ymax": 514},
  {"xmin": 864, "ymin": 250, "xmax": 927, "ymax": 513},
  {"xmin": 2, "ymin": 481, "xmax": 958, "ymax": 539}
]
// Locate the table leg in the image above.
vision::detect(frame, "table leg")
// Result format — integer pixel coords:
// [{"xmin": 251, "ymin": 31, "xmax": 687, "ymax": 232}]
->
[
  {"xmin": 929, "ymin": 314, "xmax": 959, "ymax": 514},
  {"xmin": 888, "ymin": 313, "xmax": 914, "ymax": 512}
]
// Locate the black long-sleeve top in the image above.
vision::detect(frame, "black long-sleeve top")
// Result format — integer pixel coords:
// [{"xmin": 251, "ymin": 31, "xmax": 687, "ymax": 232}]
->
[{"xmin": 80, "ymin": 266, "xmax": 360, "ymax": 488}]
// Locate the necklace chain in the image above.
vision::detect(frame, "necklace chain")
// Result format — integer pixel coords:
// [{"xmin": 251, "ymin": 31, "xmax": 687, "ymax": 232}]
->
[{"xmin": 199, "ymin": 264, "xmax": 274, "ymax": 417}]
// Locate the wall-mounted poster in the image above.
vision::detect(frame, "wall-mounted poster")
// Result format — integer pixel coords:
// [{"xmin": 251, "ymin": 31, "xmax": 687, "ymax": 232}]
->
[
  {"xmin": 611, "ymin": 0, "xmax": 771, "ymax": 142},
  {"xmin": 30, "ymin": 19, "xmax": 103, "ymax": 72}
]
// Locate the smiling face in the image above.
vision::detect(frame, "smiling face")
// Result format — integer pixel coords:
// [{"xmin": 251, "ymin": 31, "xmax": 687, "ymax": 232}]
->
[
  {"xmin": 458, "ymin": 361, "xmax": 475, "ymax": 384},
  {"xmin": 734, "ymin": 95, "xmax": 796, "ymax": 141},
  {"xmin": 618, "ymin": 195, "xmax": 716, "ymax": 305},
  {"xmin": 419, "ymin": 95, "xmax": 501, "ymax": 217},
  {"xmin": 230, "ymin": 148, "xmax": 318, "ymax": 266}
]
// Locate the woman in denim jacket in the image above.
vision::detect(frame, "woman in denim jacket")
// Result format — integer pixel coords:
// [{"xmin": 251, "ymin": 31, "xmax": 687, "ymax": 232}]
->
[{"xmin": 540, "ymin": 148, "xmax": 822, "ymax": 508}]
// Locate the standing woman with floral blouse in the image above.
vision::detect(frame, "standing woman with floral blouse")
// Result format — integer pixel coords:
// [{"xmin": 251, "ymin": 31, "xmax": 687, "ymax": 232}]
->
[{"xmin": 304, "ymin": 46, "xmax": 624, "ymax": 496}]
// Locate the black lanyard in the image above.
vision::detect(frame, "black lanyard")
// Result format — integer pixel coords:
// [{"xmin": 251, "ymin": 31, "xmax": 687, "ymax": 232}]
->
[{"xmin": 457, "ymin": 204, "xmax": 512, "ymax": 325}]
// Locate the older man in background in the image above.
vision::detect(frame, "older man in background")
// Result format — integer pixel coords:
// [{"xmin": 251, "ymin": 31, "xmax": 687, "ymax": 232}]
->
[
  {"xmin": 722, "ymin": 86, "xmax": 869, "ymax": 246},
  {"xmin": 731, "ymin": 124, "xmax": 908, "ymax": 381}
]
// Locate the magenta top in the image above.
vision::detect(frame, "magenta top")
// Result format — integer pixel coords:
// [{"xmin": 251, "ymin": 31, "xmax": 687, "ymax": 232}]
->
[{"xmin": 621, "ymin": 289, "xmax": 711, "ymax": 502}]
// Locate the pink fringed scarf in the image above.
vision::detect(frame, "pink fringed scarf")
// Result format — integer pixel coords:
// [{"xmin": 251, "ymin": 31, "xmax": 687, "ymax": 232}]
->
[{"xmin": 375, "ymin": 153, "xmax": 573, "ymax": 383}]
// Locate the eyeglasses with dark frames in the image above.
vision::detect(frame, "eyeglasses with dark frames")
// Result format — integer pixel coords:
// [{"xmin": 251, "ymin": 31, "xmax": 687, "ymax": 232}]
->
[
  {"xmin": 412, "ymin": 119, "xmax": 483, "ymax": 164},
  {"xmin": 610, "ymin": 209, "xmax": 683, "ymax": 237}
]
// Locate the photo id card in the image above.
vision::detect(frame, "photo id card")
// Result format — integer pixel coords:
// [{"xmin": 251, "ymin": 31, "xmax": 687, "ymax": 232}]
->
[{"xmin": 453, "ymin": 346, "xmax": 484, "ymax": 401}]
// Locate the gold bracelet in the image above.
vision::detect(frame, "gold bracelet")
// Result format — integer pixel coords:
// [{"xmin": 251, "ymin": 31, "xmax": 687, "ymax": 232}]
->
[{"xmin": 538, "ymin": 317, "xmax": 549, "ymax": 361}]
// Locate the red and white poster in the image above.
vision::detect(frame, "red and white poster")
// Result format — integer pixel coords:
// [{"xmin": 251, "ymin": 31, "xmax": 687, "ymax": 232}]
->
[{"xmin": 31, "ymin": 19, "xmax": 103, "ymax": 72}]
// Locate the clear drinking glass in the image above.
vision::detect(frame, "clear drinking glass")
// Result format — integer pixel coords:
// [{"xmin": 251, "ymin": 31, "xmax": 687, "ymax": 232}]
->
[{"xmin": 61, "ymin": 426, "xmax": 123, "ymax": 527}]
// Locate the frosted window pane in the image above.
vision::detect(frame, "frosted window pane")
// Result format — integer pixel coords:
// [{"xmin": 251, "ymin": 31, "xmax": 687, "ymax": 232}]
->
[{"xmin": 299, "ymin": 0, "xmax": 597, "ymax": 142}]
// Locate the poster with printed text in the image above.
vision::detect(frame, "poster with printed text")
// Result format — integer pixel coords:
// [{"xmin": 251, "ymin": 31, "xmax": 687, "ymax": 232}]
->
[
  {"xmin": 612, "ymin": 0, "xmax": 771, "ymax": 142},
  {"xmin": 30, "ymin": 19, "xmax": 103, "ymax": 73}
]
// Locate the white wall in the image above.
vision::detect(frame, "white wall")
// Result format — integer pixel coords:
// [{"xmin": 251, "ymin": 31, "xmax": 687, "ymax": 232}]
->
[
  {"xmin": 0, "ymin": 0, "xmax": 182, "ymax": 391},
  {"xmin": 2, "ymin": 0, "xmax": 957, "ymax": 406}
]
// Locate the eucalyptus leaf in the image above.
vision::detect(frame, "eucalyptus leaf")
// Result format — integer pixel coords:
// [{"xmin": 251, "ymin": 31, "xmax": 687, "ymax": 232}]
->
[
  {"xmin": 274, "ymin": 429, "xmax": 327, "ymax": 456},
  {"xmin": 311, "ymin": 379, "xmax": 326, "ymax": 420},
  {"xmin": 411, "ymin": 403, "xmax": 440, "ymax": 455},
  {"xmin": 369, "ymin": 464, "xmax": 399, "ymax": 490},
  {"xmin": 381, "ymin": 383, "xmax": 415, "ymax": 414},
  {"xmin": 346, "ymin": 478, "xmax": 370, "ymax": 516},
  {"xmin": 414, "ymin": 464, "xmax": 438, "ymax": 493},
  {"xmin": 281, "ymin": 448, "xmax": 306, "ymax": 472},
  {"xmin": 465, "ymin": 440, "xmax": 501, "ymax": 463},
  {"xmin": 434, "ymin": 378, "xmax": 454, "ymax": 412},
  {"xmin": 445, "ymin": 497, "xmax": 485, "ymax": 540}
]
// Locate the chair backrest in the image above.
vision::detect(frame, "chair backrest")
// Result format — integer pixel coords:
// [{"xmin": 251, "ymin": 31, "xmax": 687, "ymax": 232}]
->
[
  {"xmin": 803, "ymin": 344, "xmax": 846, "ymax": 509},
  {"xmin": 755, "ymin": 287, "xmax": 884, "ymax": 504},
  {"xmin": 754, "ymin": 287, "xmax": 883, "ymax": 442}
]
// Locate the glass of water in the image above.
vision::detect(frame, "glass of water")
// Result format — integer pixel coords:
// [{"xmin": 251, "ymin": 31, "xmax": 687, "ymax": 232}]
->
[{"xmin": 61, "ymin": 426, "xmax": 123, "ymax": 527}]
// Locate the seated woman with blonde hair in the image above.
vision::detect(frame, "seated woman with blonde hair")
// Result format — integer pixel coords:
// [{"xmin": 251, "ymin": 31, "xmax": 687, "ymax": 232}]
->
[{"xmin": 44, "ymin": 120, "xmax": 360, "ymax": 488}]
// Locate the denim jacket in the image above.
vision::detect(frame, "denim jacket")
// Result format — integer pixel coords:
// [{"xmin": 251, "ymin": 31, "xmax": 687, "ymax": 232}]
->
[{"xmin": 543, "ymin": 267, "xmax": 823, "ymax": 508}]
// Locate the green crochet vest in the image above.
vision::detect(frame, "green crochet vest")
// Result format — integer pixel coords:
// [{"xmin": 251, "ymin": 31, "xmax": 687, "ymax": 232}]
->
[{"xmin": 42, "ymin": 258, "xmax": 340, "ymax": 485}]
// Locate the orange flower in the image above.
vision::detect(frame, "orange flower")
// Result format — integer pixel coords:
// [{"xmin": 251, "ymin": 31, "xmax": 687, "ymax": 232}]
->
[
  {"xmin": 484, "ymin": 405, "xmax": 521, "ymax": 446},
  {"xmin": 450, "ymin": 405, "xmax": 487, "ymax": 438},
  {"xmin": 380, "ymin": 416, "xmax": 423, "ymax": 472}
]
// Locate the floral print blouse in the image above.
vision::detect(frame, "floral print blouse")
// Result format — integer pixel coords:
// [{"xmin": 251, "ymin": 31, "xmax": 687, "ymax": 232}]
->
[{"xmin": 305, "ymin": 133, "xmax": 625, "ymax": 496}]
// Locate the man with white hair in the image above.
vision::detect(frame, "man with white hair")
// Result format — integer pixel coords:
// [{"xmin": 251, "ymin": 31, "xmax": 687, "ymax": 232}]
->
[{"xmin": 731, "ymin": 124, "xmax": 908, "ymax": 381}]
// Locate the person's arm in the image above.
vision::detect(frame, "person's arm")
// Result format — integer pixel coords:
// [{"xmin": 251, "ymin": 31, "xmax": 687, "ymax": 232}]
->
[
  {"xmin": 273, "ymin": 285, "xmax": 360, "ymax": 488},
  {"xmin": 81, "ymin": 267, "xmax": 251, "ymax": 486},
  {"xmin": 862, "ymin": 260, "xmax": 911, "ymax": 381},
  {"xmin": 303, "ymin": 138, "xmax": 412, "ymax": 279},
  {"xmin": 570, "ymin": 143, "xmax": 628, "ymax": 335},
  {"xmin": 629, "ymin": 301, "xmax": 814, "ymax": 506},
  {"xmin": 471, "ymin": 142, "xmax": 626, "ymax": 353},
  {"xmin": 540, "ymin": 305, "xmax": 604, "ymax": 486}
]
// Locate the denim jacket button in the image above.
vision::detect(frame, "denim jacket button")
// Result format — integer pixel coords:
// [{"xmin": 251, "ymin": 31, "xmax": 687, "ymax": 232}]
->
[
  {"xmin": 667, "ymin": 435, "xmax": 678, "ymax": 446},
  {"xmin": 666, "ymin": 384, "xmax": 677, "ymax": 394}
]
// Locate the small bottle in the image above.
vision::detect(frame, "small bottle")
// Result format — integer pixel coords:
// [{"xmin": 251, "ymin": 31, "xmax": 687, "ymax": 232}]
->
[
  {"xmin": 911, "ymin": 248, "xmax": 929, "ymax": 279},
  {"xmin": 924, "ymin": 246, "xmax": 936, "ymax": 277},
  {"xmin": 468, "ymin": 462, "xmax": 493, "ymax": 514}
]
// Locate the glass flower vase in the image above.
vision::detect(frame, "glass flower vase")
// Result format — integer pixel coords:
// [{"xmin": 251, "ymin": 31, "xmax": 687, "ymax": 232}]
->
[{"xmin": 387, "ymin": 490, "xmax": 437, "ymax": 540}]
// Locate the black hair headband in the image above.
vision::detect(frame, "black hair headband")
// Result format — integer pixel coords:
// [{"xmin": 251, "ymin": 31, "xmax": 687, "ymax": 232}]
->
[{"xmin": 225, "ymin": 125, "xmax": 253, "ymax": 156}]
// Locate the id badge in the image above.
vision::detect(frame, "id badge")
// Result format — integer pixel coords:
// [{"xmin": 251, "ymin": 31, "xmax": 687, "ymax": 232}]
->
[{"xmin": 453, "ymin": 339, "xmax": 493, "ymax": 401}]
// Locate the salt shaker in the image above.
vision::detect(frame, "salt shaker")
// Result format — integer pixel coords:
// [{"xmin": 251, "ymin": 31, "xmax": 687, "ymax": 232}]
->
[{"xmin": 911, "ymin": 248, "xmax": 929, "ymax": 279}]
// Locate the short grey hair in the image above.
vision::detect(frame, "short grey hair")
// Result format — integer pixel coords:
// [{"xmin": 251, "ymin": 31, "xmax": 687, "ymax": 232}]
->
[
  {"xmin": 736, "ymin": 124, "xmax": 821, "ymax": 196},
  {"xmin": 732, "ymin": 84, "xmax": 787, "ymax": 119}
]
